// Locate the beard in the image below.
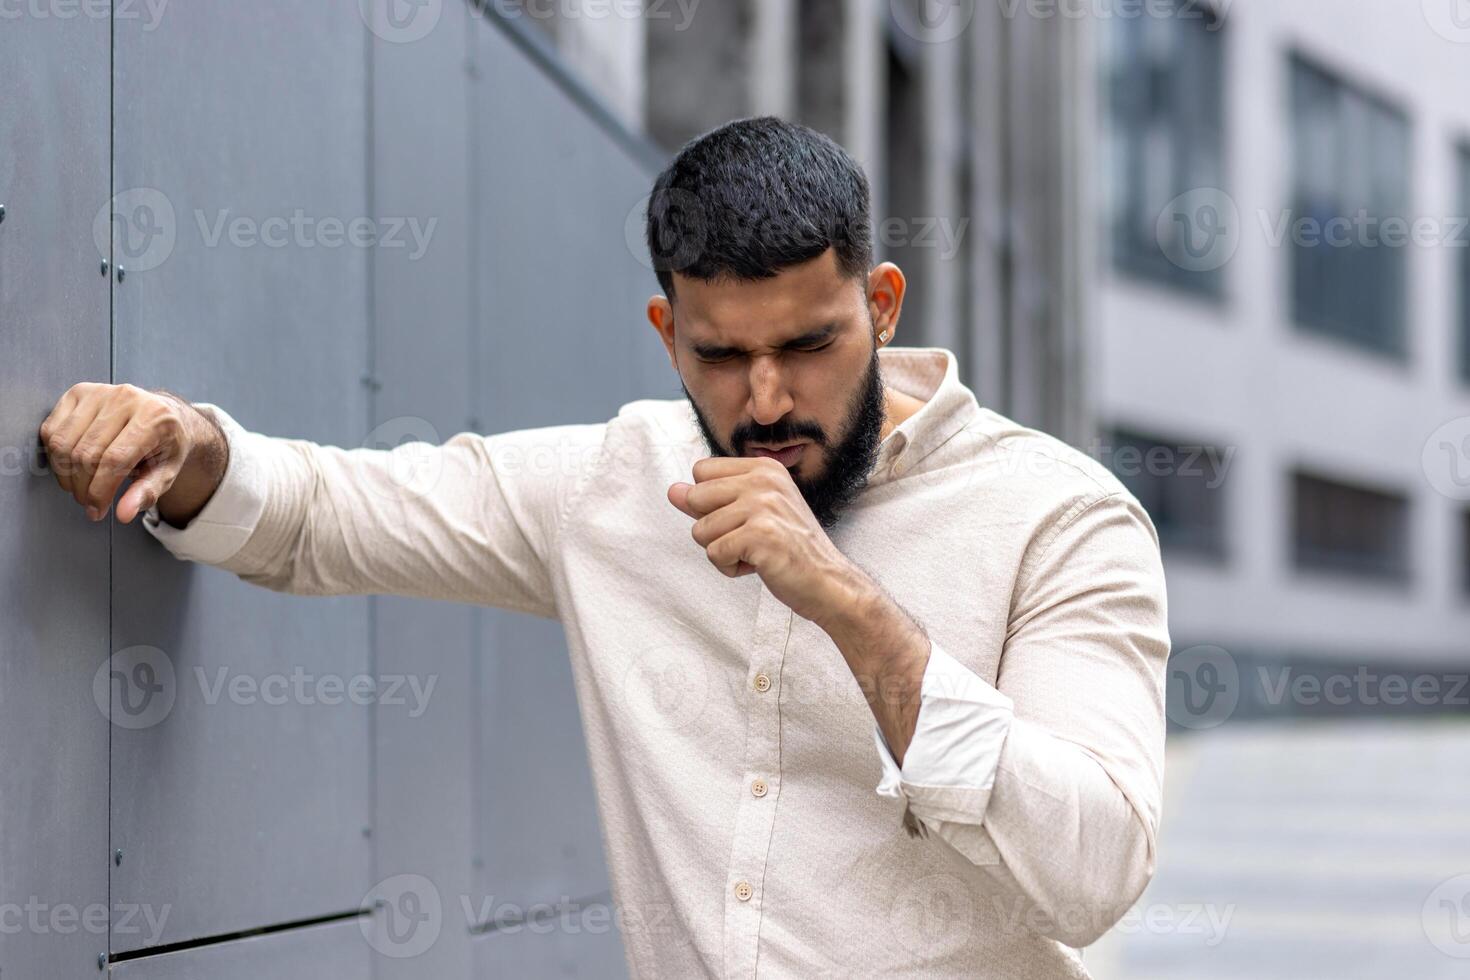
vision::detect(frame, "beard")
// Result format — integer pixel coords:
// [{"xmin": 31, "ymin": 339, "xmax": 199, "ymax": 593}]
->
[{"xmin": 681, "ymin": 342, "xmax": 887, "ymax": 530}]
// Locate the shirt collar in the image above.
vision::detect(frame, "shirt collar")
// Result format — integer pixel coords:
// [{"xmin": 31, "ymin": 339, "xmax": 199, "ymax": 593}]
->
[{"xmin": 872, "ymin": 345, "xmax": 981, "ymax": 479}]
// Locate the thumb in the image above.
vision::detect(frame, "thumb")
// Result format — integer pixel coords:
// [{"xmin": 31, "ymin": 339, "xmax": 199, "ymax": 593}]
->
[
  {"xmin": 115, "ymin": 459, "xmax": 173, "ymax": 525},
  {"xmin": 667, "ymin": 481, "xmax": 697, "ymax": 519}
]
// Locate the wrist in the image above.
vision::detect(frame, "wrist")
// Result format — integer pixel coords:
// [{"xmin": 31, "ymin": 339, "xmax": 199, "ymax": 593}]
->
[
  {"xmin": 157, "ymin": 399, "xmax": 229, "ymax": 526},
  {"xmin": 812, "ymin": 560, "xmax": 880, "ymax": 640},
  {"xmin": 817, "ymin": 566, "xmax": 923, "ymax": 677}
]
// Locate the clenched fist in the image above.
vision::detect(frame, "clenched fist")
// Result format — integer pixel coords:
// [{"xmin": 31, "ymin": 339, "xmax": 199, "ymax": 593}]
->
[
  {"xmin": 666, "ymin": 455, "xmax": 860, "ymax": 628},
  {"xmin": 38, "ymin": 382, "xmax": 227, "ymax": 526}
]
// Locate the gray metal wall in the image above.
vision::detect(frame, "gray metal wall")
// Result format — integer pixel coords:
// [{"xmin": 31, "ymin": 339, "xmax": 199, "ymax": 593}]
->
[{"xmin": 2, "ymin": 3, "xmax": 665, "ymax": 976}]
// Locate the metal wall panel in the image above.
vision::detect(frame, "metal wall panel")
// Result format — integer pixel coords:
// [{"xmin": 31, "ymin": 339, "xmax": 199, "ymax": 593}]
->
[
  {"xmin": 476, "ymin": 616, "xmax": 611, "ymax": 906},
  {"xmin": 473, "ymin": 911, "xmax": 630, "ymax": 980},
  {"xmin": 109, "ymin": 1, "xmax": 374, "ymax": 952},
  {"xmin": 470, "ymin": 13, "xmax": 661, "ymax": 979},
  {"xmin": 473, "ymin": 11, "xmax": 671, "ymax": 434},
  {"xmin": 368, "ymin": 2, "xmax": 478, "ymax": 977},
  {"xmin": 109, "ymin": 918, "xmax": 370, "ymax": 979},
  {"xmin": 6, "ymin": 4, "xmax": 673, "ymax": 976},
  {"xmin": 0, "ymin": 12, "xmax": 112, "ymax": 978}
]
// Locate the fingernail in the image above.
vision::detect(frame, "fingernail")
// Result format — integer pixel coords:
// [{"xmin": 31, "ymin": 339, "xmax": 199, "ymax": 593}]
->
[{"xmin": 86, "ymin": 506, "xmax": 100, "ymax": 521}]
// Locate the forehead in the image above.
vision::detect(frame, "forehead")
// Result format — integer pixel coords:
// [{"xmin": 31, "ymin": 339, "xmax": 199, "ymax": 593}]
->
[{"xmin": 672, "ymin": 248, "xmax": 862, "ymax": 341}]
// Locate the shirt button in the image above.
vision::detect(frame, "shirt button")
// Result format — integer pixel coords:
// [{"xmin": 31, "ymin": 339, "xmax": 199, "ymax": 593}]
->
[
  {"xmin": 753, "ymin": 673, "xmax": 771, "ymax": 693},
  {"xmin": 734, "ymin": 880, "xmax": 753, "ymax": 902},
  {"xmin": 751, "ymin": 778, "xmax": 768, "ymax": 798}
]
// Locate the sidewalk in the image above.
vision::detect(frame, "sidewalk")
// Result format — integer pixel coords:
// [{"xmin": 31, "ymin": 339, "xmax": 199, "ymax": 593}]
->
[{"xmin": 1084, "ymin": 718, "xmax": 1470, "ymax": 979}]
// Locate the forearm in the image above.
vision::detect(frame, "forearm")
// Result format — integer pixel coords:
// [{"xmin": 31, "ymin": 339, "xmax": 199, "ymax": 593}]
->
[{"xmin": 815, "ymin": 563, "xmax": 931, "ymax": 766}]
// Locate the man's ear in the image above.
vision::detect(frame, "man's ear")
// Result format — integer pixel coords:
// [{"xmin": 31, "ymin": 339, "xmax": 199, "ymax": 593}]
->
[
  {"xmin": 647, "ymin": 295, "xmax": 676, "ymax": 370},
  {"xmin": 866, "ymin": 263, "xmax": 906, "ymax": 345}
]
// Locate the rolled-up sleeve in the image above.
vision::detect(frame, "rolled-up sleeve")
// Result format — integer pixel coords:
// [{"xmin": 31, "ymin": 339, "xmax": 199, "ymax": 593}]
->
[
  {"xmin": 872, "ymin": 643, "xmax": 1014, "ymax": 843},
  {"xmin": 873, "ymin": 488, "xmax": 1170, "ymax": 949},
  {"xmin": 141, "ymin": 401, "xmax": 606, "ymax": 619}
]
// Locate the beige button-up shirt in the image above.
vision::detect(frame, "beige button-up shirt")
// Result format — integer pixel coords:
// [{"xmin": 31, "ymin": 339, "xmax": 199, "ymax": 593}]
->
[{"xmin": 143, "ymin": 346, "xmax": 1170, "ymax": 978}]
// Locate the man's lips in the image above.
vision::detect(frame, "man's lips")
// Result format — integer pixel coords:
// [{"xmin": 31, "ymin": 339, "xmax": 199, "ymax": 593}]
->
[{"xmin": 746, "ymin": 442, "xmax": 807, "ymax": 466}]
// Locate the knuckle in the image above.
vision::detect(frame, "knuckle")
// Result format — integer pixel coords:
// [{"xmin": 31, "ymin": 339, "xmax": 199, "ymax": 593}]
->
[{"xmin": 151, "ymin": 399, "xmax": 183, "ymax": 430}]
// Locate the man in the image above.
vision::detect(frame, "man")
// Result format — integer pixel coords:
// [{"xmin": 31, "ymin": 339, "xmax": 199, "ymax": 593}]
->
[{"xmin": 41, "ymin": 117, "xmax": 1169, "ymax": 977}]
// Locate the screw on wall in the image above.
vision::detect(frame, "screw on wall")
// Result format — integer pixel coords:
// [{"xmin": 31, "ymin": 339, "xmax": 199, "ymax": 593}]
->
[
  {"xmin": 97, "ymin": 952, "xmax": 106, "ymax": 970},
  {"xmin": 101, "ymin": 259, "xmax": 109, "ymax": 277},
  {"xmin": 0, "ymin": 203, "xmax": 7, "ymax": 224},
  {"xmin": 115, "ymin": 266, "xmax": 125, "ymax": 283},
  {"xmin": 114, "ymin": 849, "xmax": 123, "ymax": 867}
]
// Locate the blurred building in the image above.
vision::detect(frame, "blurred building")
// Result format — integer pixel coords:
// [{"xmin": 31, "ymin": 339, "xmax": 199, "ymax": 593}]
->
[
  {"xmin": 504, "ymin": 0, "xmax": 1470, "ymax": 703},
  {"xmin": 1094, "ymin": 0, "xmax": 1470, "ymax": 700}
]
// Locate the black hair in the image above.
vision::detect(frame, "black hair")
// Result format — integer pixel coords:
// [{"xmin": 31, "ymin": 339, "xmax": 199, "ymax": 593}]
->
[{"xmin": 644, "ymin": 116, "xmax": 874, "ymax": 301}]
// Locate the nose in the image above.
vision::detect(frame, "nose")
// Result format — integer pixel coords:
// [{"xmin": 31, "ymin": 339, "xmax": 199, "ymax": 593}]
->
[{"xmin": 745, "ymin": 356, "xmax": 793, "ymax": 426}]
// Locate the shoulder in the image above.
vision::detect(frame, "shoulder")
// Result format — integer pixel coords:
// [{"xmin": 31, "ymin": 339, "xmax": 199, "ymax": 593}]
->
[
  {"xmin": 604, "ymin": 396, "xmax": 704, "ymax": 464},
  {"xmin": 472, "ymin": 396, "xmax": 699, "ymax": 489},
  {"xmin": 972, "ymin": 409, "xmax": 1125, "ymax": 496},
  {"xmin": 965, "ymin": 409, "xmax": 1154, "ymax": 550}
]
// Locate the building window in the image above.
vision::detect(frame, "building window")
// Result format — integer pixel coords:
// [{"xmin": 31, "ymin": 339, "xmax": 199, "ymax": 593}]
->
[
  {"xmin": 1105, "ymin": 428, "xmax": 1229, "ymax": 558},
  {"xmin": 1291, "ymin": 470, "xmax": 1410, "ymax": 581},
  {"xmin": 1460, "ymin": 145, "xmax": 1470, "ymax": 383},
  {"xmin": 1104, "ymin": 0, "xmax": 1225, "ymax": 296},
  {"xmin": 1288, "ymin": 55, "xmax": 1410, "ymax": 357},
  {"xmin": 1462, "ymin": 509, "xmax": 1470, "ymax": 596}
]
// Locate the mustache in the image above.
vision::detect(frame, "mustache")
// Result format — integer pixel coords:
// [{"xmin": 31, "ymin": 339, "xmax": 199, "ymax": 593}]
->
[{"xmin": 732, "ymin": 425, "xmax": 825, "ymax": 452}]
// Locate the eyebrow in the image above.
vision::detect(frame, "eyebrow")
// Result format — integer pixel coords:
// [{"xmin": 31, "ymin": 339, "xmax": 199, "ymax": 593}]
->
[{"xmin": 689, "ymin": 322, "xmax": 839, "ymax": 360}]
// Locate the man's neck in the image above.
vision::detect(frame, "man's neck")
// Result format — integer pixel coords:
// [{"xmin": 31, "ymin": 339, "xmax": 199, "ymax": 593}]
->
[{"xmin": 880, "ymin": 385, "xmax": 928, "ymax": 442}]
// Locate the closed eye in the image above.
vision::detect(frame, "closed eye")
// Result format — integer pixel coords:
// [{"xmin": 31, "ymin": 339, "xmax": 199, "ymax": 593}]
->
[{"xmin": 697, "ymin": 342, "xmax": 832, "ymax": 364}]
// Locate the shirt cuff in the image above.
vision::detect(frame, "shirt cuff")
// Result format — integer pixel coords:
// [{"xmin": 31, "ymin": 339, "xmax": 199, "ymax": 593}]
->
[
  {"xmin": 141, "ymin": 402, "xmax": 268, "ymax": 565},
  {"xmin": 874, "ymin": 642, "xmax": 1015, "ymax": 827}
]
